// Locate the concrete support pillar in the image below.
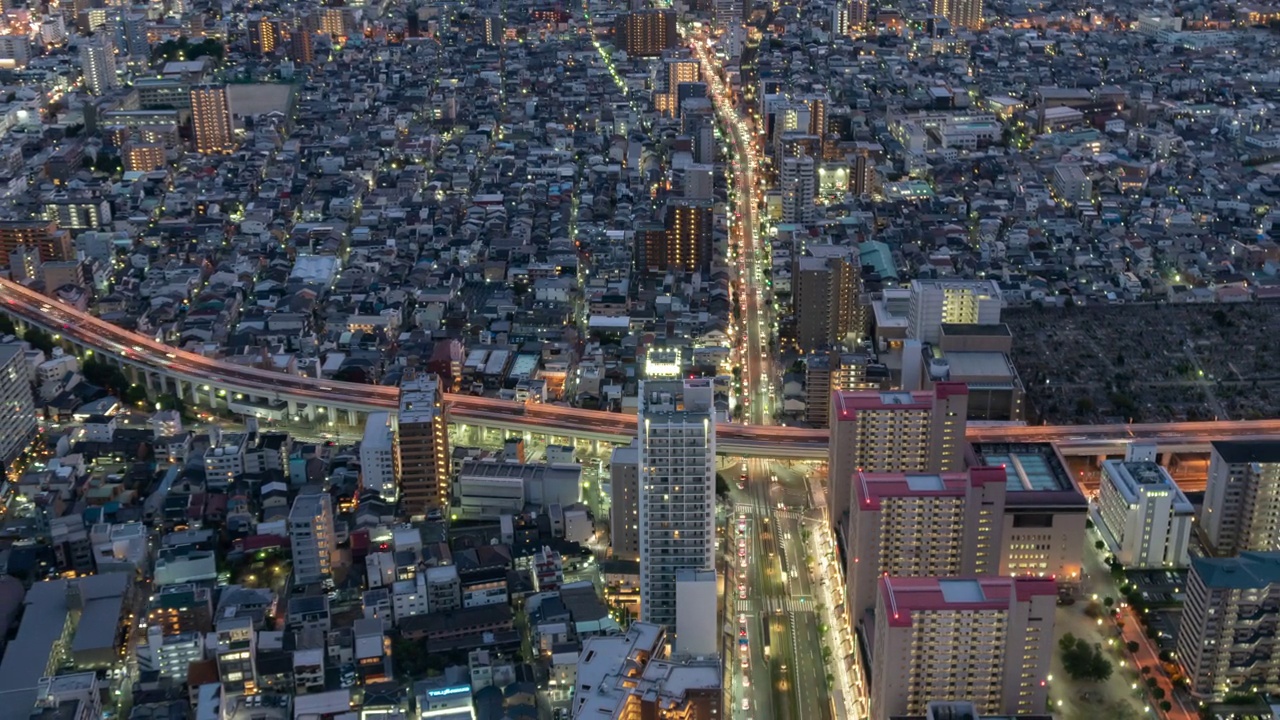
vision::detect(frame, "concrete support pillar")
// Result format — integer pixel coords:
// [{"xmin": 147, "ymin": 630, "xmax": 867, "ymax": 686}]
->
[
  {"xmin": 347, "ymin": 408, "xmax": 358, "ymax": 426},
  {"xmin": 207, "ymin": 385, "xmax": 218, "ymax": 408},
  {"xmin": 143, "ymin": 370, "xmax": 156, "ymax": 393},
  {"xmin": 287, "ymin": 399, "xmax": 298, "ymax": 418},
  {"xmin": 592, "ymin": 440, "xmax": 600, "ymax": 455}
]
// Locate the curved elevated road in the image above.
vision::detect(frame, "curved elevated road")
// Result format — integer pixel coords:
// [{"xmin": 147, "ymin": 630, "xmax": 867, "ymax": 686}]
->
[{"xmin": 2, "ymin": 278, "xmax": 1278, "ymax": 456}]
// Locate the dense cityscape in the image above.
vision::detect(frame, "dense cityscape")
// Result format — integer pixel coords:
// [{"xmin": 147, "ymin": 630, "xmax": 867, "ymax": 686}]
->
[{"xmin": 0, "ymin": 0, "xmax": 1278, "ymax": 718}]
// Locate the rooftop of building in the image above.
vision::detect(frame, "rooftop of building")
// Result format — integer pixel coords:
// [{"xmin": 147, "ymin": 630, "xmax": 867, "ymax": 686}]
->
[
  {"xmin": 1212, "ymin": 440, "xmax": 1280, "ymax": 465},
  {"xmin": 969, "ymin": 442, "xmax": 1082, "ymax": 498},
  {"xmin": 1102, "ymin": 460, "xmax": 1194, "ymax": 512},
  {"xmin": 879, "ymin": 576, "xmax": 1057, "ymax": 628},
  {"xmin": 1192, "ymin": 551, "xmax": 1280, "ymax": 590},
  {"xmin": 854, "ymin": 468, "xmax": 1007, "ymax": 511}
]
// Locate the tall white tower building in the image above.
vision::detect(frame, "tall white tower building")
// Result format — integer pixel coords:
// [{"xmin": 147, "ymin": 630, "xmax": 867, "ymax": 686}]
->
[
  {"xmin": 638, "ymin": 378, "xmax": 717, "ymax": 631},
  {"xmin": 359, "ymin": 411, "xmax": 398, "ymax": 501},
  {"xmin": 79, "ymin": 36, "xmax": 118, "ymax": 95},
  {"xmin": 780, "ymin": 154, "xmax": 816, "ymax": 225},
  {"xmin": 289, "ymin": 493, "xmax": 336, "ymax": 585}
]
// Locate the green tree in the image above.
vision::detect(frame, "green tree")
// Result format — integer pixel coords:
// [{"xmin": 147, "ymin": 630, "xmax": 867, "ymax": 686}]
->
[
  {"xmin": 1095, "ymin": 540, "xmax": 1106, "ymax": 550},
  {"xmin": 0, "ymin": 314, "xmax": 14, "ymax": 336},
  {"xmin": 1127, "ymin": 641, "xmax": 1140, "ymax": 653},
  {"xmin": 1152, "ymin": 687, "xmax": 1166, "ymax": 700},
  {"xmin": 23, "ymin": 327, "xmax": 54, "ymax": 354},
  {"xmin": 1159, "ymin": 701, "xmax": 1172, "ymax": 713}
]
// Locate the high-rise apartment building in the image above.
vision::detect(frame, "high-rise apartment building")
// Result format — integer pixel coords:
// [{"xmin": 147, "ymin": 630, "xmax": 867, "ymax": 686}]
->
[
  {"xmin": 804, "ymin": 352, "xmax": 883, "ymax": 427},
  {"xmin": 847, "ymin": 448, "xmax": 1089, "ymax": 625},
  {"xmin": 1096, "ymin": 459, "xmax": 1193, "ymax": 568},
  {"xmin": 79, "ymin": 36, "xmax": 117, "ymax": 96},
  {"xmin": 248, "ymin": 15, "xmax": 284, "ymax": 54},
  {"xmin": 656, "ymin": 55, "xmax": 699, "ymax": 116},
  {"xmin": 289, "ymin": 493, "xmax": 336, "ymax": 585},
  {"xmin": 122, "ymin": 142, "xmax": 167, "ymax": 172},
  {"xmin": 0, "ymin": 344, "xmax": 38, "ymax": 465},
  {"xmin": 609, "ymin": 440, "xmax": 641, "ymax": 562},
  {"xmin": 615, "ymin": 9, "xmax": 677, "ymax": 57},
  {"xmin": 189, "ymin": 84, "xmax": 236, "ymax": 154},
  {"xmin": 870, "ymin": 576, "xmax": 1056, "ymax": 718},
  {"xmin": 572, "ymin": 622, "xmax": 721, "ymax": 720},
  {"xmin": 1202, "ymin": 441, "xmax": 1280, "ymax": 556},
  {"xmin": 793, "ymin": 248, "xmax": 864, "ymax": 352},
  {"xmin": 638, "ymin": 199, "xmax": 713, "ymax": 274},
  {"xmin": 827, "ymin": 384, "xmax": 968, "ymax": 538},
  {"xmin": 931, "ymin": 0, "xmax": 982, "ymax": 30},
  {"xmin": 397, "ymin": 373, "xmax": 450, "ymax": 516},
  {"xmin": 638, "ymin": 378, "xmax": 716, "ymax": 631},
  {"xmin": 289, "ymin": 24, "xmax": 314, "ymax": 64},
  {"xmin": 906, "ymin": 279, "xmax": 1002, "ymax": 344},
  {"xmin": 360, "ymin": 411, "xmax": 398, "ymax": 501},
  {"xmin": 1178, "ymin": 551, "xmax": 1280, "ymax": 698},
  {"xmin": 780, "ymin": 153, "xmax": 816, "ymax": 224},
  {"xmin": 714, "ymin": 0, "xmax": 742, "ymax": 33},
  {"xmin": 846, "ymin": 467, "xmax": 1006, "ymax": 624}
]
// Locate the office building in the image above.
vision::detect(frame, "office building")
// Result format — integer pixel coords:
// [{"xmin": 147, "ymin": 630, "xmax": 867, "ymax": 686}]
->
[
  {"xmin": 906, "ymin": 279, "xmax": 1002, "ymax": 345},
  {"xmin": 572, "ymin": 622, "xmax": 721, "ymax": 720},
  {"xmin": 0, "ymin": 221, "xmax": 72, "ymax": 267},
  {"xmin": 793, "ymin": 249, "xmax": 864, "ymax": 352},
  {"xmin": 638, "ymin": 199, "xmax": 713, "ymax": 274},
  {"xmin": 827, "ymin": 384, "xmax": 968, "ymax": 539},
  {"xmin": 870, "ymin": 576, "xmax": 1056, "ymax": 718},
  {"xmin": 360, "ymin": 411, "xmax": 398, "ymax": 501},
  {"xmin": 780, "ymin": 153, "xmax": 816, "ymax": 224},
  {"xmin": 931, "ymin": 0, "xmax": 982, "ymax": 30},
  {"xmin": 79, "ymin": 36, "xmax": 117, "ymax": 95},
  {"xmin": 1096, "ymin": 459, "xmax": 1194, "ymax": 568},
  {"xmin": 638, "ymin": 379, "xmax": 716, "ymax": 631},
  {"xmin": 0, "ymin": 344, "xmax": 38, "ymax": 465},
  {"xmin": 967, "ymin": 443, "xmax": 1088, "ymax": 586},
  {"xmin": 615, "ymin": 9, "xmax": 677, "ymax": 58},
  {"xmin": 609, "ymin": 441, "xmax": 641, "ymax": 562},
  {"xmin": 189, "ymin": 84, "xmax": 236, "ymax": 154},
  {"xmin": 1177, "ymin": 551, "xmax": 1280, "ymax": 699},
  {"xmin": 289, "ymin": 493, "xmax": 336, "ymax": 585},
  {"xmin": 1202, "ymin": 441, "xmax": 1280, "ymax": 556},
  {"xmin": 397, "ymin": 373, "xmax": 450, "ymax": 516}
]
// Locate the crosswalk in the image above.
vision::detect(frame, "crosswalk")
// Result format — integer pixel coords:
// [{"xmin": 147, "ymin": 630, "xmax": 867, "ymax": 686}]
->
[{"xmin": 739, "ymin": 597, "xmax": 816, "ymax": 614}]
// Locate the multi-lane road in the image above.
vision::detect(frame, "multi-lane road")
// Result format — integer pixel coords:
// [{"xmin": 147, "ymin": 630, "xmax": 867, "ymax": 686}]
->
[
  {"xmin": 693, "ymin": 35, "xmax": 773, "ymax": 426},
  {"xmin": 730, "ymin": 458, "xmax": 834, "ymax": 720}
]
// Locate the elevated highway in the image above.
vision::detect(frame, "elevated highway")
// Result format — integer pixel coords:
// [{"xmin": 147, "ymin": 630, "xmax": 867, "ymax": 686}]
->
[{"xmin": 2, "ymin": 278, "xmax": 1277, "ymax": 459}]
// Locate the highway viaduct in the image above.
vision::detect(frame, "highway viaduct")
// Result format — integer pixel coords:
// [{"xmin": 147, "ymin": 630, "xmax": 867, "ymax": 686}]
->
[{"xmin": 2, "ymin": 278, "xmax": 1276, "ymax": 461}]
